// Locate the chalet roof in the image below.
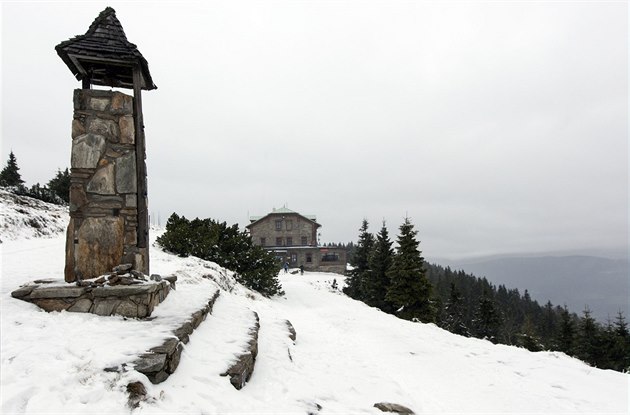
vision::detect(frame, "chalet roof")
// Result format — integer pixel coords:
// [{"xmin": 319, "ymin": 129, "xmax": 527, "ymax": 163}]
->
[
  {"xmin": 55, "ymin": 7, "xmax": 156, "ymax": 91},
  {"xmin": 247, "ymin": 207, "xmax": 320, "ymax": 228}
]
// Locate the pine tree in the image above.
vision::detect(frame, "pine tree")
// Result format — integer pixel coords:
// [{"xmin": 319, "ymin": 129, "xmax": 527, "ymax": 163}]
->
[
  {"xmin": 576, "ymin": 307, "xmax": 601, "ymax": 365},
  {"xmin": 610, "ymin": 311, "xmax": 630, "ymax": 371},
  {"xmin": 518, "ymin": 315, "xmax": 544, "ymax": 351},
  {"xmin": 557, "ymin": 305, "xmax": 577, "ymax": 356},
  {"xmin": 385, "ymin": 217, "xmax": 434, "ymax": 322},
  {"xmin": 344, "ymin": 219, "xmax": 374, "ymax": 301},
  {"xmin": 364, "ymin": 221, "xmax": 394, "ymax": 312},
  {"xmin": 47, "ymin": 168, "xmax": 71, "ymax": 204},
  {"xmin": 443, "ymin": 282, "xmax": 468, "ymax": 336},
  {"xmin": 472, "ymin": 290, "xmax": 502, "ymax": 343},
  {"xmin": 0, "ymin": 151, "xmax": 25, "ymax": 188}
]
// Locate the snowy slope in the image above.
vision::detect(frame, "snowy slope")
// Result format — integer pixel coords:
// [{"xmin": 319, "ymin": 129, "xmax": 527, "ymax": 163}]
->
[
  {"xmin": 0, "ymin": 189, "xmax": 68, "ymax": 242},
  {"xmin": 1, "ymin": 197, "xmax": 628, "ymax": 414}
]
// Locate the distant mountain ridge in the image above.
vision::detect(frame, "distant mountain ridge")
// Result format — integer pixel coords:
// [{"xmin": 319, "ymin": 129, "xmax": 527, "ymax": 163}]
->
[{"xmin": 436, "ymin": 254, "xmax": 629, "ymax": 322}]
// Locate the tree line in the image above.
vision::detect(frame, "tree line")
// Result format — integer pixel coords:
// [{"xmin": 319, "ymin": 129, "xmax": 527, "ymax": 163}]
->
[
  {"xmin": 344, "ymin": 219, "xmax": 630, "ymax": 372},
  {"xmin": 0, "ymin": 151, "xmax": 70, "ymax": 205}
]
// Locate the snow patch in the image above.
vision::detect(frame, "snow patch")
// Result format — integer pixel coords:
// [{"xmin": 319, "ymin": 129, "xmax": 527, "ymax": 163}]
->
[{"xmin": 0, "ymin": 189, "xmax": 68, "ymax": 242}]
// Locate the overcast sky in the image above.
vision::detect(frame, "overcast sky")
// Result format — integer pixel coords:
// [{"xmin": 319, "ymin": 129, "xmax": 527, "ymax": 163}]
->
[{"xmin": 2, "ymin": 1, "xmax": 628, "ymax": 260}]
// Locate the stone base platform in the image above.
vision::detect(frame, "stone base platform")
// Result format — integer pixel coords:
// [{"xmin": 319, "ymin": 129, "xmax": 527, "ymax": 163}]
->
[{"xmin": 11, "ymin": 276, "xmax": 176, "ymax": 319}]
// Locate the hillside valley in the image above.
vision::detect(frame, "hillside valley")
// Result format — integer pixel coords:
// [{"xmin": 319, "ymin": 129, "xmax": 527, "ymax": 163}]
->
[{"xmin": 439, "ymin": 255, "xmax": 629, "ymax": 322}]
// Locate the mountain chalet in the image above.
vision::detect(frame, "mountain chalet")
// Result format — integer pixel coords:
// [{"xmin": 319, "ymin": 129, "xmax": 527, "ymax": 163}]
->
[{"xmin": 246, "ymin": 207, "xmax": 347, "ymax": 274}]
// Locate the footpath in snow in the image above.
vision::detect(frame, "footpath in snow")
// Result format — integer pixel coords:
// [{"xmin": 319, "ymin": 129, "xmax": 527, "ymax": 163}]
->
[{"xmin": 1, "ymin": 224, "xmax": 628, "ymax": 413}]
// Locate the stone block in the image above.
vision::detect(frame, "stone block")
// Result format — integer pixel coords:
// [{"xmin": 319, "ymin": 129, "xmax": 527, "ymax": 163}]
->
[
  {"xmin": 190, "ymin": 310, "xmax": 204, "ymax": 329},
  {"xmin": 147, "ymin": 370, "xmax": 169, "ymax": 384},
  {"xmin": 67, "ymin": 298, "xmax": 93, "ymax": 313},
  {"xmin": 150, "ymin": 338, "xmax": 179, "ymax": 355},
  {"xmin": 125, "ymin": 229, "xmax": 137, "ymax": 246},
  {"xmin": 163, "ymin": 275, "xmax": 177, "ymax": 290},
  {"xmin": 119, "ymin": 116, "xmax": 135, "ymax": 144},
  {"xmin": 134, "ymin": 251, "xmax": 148, "ymax": 276},
  {"xmin": 69, "ymin": 184, "xmax": 87, "ymax": 213},
  {"xmin": 136, "ymin": 304, "xmax": 148, "ymax": 318},
  {"xmin": 92, "ymin": 284, "xmax": 152, "ymax": 297},
  {"xmin": 111, "ymin": 92, "xmax": 133, "ymax": 114},
  {"xmin": 87, "ymin": 163, "xmax": 115, "ymax": 195},
  {"xmin": 174, "ymin": 322, "xmax": 193, "ymax": 344},
  {"xmin": 11, "ymin": 285, "xmax": 37, "ymax": 298},
  {"xmin": 76, "ymin": 217, "xmax": 125, "ymax": 279},
  {"xmin": 113, "ymin": 263, "xmax": 133, "ymax": 273},
  {"xmin": 72, "ymin": 118, "xmax": 86, "ymax": 139},
  {"xmin": 73, "ymin": 89, "xmax": 86, "ymax": 111},
  {"xmin": 88, "ymin": 118, "xmax": 119, "ymax": 139},
  {"xmin": 125, "ymin": 194, "xmax": 137, "ymax": 208},
  {"xmin": 90, "ymin": 195, "xmax": 123, "ymax": 209},
  {"xmin": 134, "ymin": 353, "xmax": 167, "ymax": 373},
  {"xmin": 89, "ymin": 97, "xmax": 110, "ymax": 111},
  {"xmin": 116, "ymin": 153, "xmax": 137, "ymax": 193},
  {"xmin": 373, "ymin": 402, "xmax": 415, "ymax": 415},
  {"xmin": 106, "ymin": 149, "xmax": 123, "ymax": 159},
  {"xmin": 30, "ymin": 286, "xmax": 87, "ymax": 299},
  {"xmin": 115, "ymin": 299, "xmax": 139, "ymax": 318},
  {"xmin": 286, "ymin": 320, "xmax": 297, "ymax": 342},
  {"xmin": 167, "ymin": 343, "xmax": 184, "ymax": 374},
  {"xmin": 71, "ymin": 134, "xmax": 106, "ymax": 169},
  {"xmin": 92, "ymin": 299, "xmax": 119, "ymax": 316},
  {"xmin": 32, "ymin": 298, "xmax": 71, "ymax": 312}
]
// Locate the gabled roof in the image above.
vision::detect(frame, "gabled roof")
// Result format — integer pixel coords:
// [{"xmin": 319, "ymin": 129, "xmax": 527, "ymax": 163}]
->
[
  {"xmin": 247, "ymin": 207, "xmax": 320, "ymax": 228},
  {"xmin": 55, "ymin": 7, "xmax": 156, "ymax": 91}
]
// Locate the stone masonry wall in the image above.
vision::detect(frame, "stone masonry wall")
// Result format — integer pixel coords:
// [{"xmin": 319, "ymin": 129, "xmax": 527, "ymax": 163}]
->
[
  {"xmin": 249, "ymin": 213, "xmax": 318, "ymax": 247},
  {"xmin": 65, "ymin": 89, "xmax": 147, "ymax": 281}
]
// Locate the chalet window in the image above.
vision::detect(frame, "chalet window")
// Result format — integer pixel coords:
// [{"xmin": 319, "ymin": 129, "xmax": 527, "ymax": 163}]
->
[
  {"xmin": 275, "ymin": 220, "xmax": 283, "ymax": 231},
  {"xmin": 306, "ymin": 253, "xmax": 312, "ymax": 263},
  {"xmin": 291, "ymin": 253, "xmax": 297, "ymax": 263},
  {"xmin": 286, "ymin": 220, "xmax": 293, "ymax": 231},
  {"xmin": 286, "ymin": 237, "xmax": 293, "ymax": 246},
  {"xmin": 301, "ymin": 236, "xmax": 308, "ymax": 245},
  {"xmin": 276, "ymin": 237, "xmax": 283, "ymax": 246},
  {"xmin": 260, "ymin": 237, "xmax": 266, "ymax": 246},
  {"xmin": 321, "ymin": 253, "xmax": 340, "ymax": 262}
]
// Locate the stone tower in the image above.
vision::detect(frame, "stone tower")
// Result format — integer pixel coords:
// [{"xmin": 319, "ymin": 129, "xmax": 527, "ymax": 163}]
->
[{"xmin": 56, "ymin": 7, "xmax": 156, "ymax": 281}]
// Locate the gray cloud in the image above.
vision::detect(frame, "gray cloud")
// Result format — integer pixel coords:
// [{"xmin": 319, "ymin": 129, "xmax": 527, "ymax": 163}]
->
[{"xmin": 2, "ymin": 1, "xmax": 627, "ymax": 259}]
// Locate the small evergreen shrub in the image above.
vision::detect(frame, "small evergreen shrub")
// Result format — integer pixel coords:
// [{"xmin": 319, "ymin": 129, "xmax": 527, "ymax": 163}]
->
[{"xmin": 157, "ymin": 213, "xmax": 284, "ymax": 297}]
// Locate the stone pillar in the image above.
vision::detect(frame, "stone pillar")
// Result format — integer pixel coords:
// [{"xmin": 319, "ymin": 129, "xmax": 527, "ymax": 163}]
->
[{"xmin": 65, "ymin": 89, "xmax": 148, "ymax": 282}]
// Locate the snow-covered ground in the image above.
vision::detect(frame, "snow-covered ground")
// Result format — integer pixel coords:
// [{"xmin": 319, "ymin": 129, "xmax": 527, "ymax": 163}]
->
[{"xmin": 1, "ymin": 194, "xmax": 628, "ymax": 414}]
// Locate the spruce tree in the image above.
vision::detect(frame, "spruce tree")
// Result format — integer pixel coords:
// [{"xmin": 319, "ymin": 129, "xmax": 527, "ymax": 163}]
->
[
  {"xmin": 344, "ymin": 219, "xmax": 374, "ymax": 301},
  {"xmin": 364, "ymin": 221, "xmax": 394, "ymax": 312},
  {"xmin": 576, "ymin": 307, "xmax": 601, "ymax": 365},
  {"xmin": 0, "ymin": 151, "xmax": 24, "ymax": 188},
  {"xmin": 611, "ymin": 311, "xmax": 630, "ymax": 371},
  {"xmin": 518, "ymin": 315, "xmax": 543, "ymax": 351},
  {"xmin": 472, "ymin": 290, "xmax": 502, "ymax": 343},
  {"xmin": 385, "ymin": 217, "xmax": 434, "ymax": 322},
  {"xmin": 47, "ymin": 168, "xmax": 71, "ymax": 204},
  {"xmin": 443, "ymin": 282, "xmax": 468, "ymax": 336},
  {"xmin": 557, "ymin": 305, "xmax": 577, "ymax": 356}
]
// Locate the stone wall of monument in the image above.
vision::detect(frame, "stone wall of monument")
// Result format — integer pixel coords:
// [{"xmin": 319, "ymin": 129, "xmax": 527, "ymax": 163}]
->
[{"xmin": 65, "ymin": 89, "xmax": 147, "ymax": 281}]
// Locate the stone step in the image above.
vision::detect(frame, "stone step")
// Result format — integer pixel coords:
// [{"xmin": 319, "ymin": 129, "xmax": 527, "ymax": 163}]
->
[
  {"xmin": 220, "ymin": 311, "xmax": 260, "ymax": 390},
  {"xmin": 128, "ymin": 289, "xmax": 221, "ymax": 384}
]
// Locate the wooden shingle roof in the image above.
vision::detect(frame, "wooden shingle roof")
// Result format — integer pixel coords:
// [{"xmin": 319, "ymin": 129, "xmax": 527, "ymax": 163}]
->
[{"xmin": 55, "ymin": 7, "xmax": 156, "ymax": 91}]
